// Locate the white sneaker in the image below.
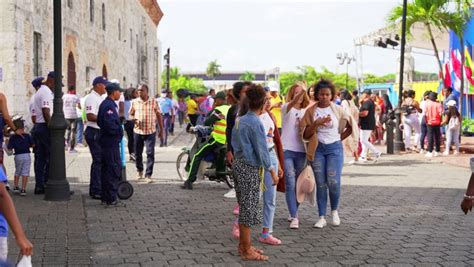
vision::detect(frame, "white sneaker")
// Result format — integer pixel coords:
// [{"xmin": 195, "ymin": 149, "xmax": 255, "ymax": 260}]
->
[
  {"xmin": 348, "ymin": 160, "xmax": 357, "ymax": 165},
  {"xmin": 442, "ymin": 151, "xmax": 449, "ymax": 156},
  {"xmin": 454, "ymin": 151, "xmax": 459, "ymax": 155},
  {"xmin": 374, "ymin": 152, "xmax": 382, "ymax": 162},
  {"xmin": 425, "ymin": 152, "xmax": 433, "ymax": 158},
  {"xmin": 434, "ymin": 151, "xmax": 439, "ymax": 157},
  {"xmin": 289, "ymin": 218, "xmax": 299, "ymax": 229},
  {"xmin": 419, "ymin": 149, "xmax": 425, "ymax": 154},
  {"xmin": 359, "ymin": 157, "xmax": 367, "ymax": 163},
  {"xmin": 314, "ymin": 217, "xmax": 327, "ymax": 229},
  {"xmin": 224, "ymin": 189, "xmax": 236, "ymax": 199},
  {"xmin": 331, "ymin": 211, "xmax": 340, "ymax": 226}
]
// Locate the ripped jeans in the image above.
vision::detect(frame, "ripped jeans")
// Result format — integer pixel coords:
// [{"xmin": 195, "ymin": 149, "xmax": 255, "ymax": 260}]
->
[{"xmin": 311, "ymin": 141, "xmax": 344, "ymax": 217}]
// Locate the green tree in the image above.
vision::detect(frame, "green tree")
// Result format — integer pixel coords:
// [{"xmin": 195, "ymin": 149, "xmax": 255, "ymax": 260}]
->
[
  {"xmin": 364, "ymin": 73, "xmax": 396, "ymax": 83},
  {"xmin": 387, "ymin": 0, "xmax": 466, "ymax": 78},
  {"xmin": 239, "ymin": 71, "xmax": 256, "ymax": 81},
  {"xmin": 161, "ymin": 69, "xmax": 207, "ymax": 95},
  {"xmin": 279, "ymin": 72, "xmax": 304, "ymax": 96},
  {"xmin": 206, "ymin": 60, "xmax": 221, "ymax": 80}
]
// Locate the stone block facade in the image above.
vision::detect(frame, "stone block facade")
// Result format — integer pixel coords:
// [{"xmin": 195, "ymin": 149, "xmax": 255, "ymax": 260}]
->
[{"xmin": 0, "ymin": 0, "xmax": 163, "ymax": 115}]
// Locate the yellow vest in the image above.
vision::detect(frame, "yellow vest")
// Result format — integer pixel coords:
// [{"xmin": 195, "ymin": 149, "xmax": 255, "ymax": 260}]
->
[{"xmin": 211, "ymin": 105, "xmax": 230, "ymax": 144}]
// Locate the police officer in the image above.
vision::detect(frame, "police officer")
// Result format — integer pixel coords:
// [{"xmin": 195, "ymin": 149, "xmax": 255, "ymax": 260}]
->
[
  {"xmin": 31, "ymin": 72, "xmax": 55, "ymax": 194},
  {"xmin": 84, "ymin": 76, "xmax": 107, "ymax": 199},
  {"xmin": 97, "ymin": 82, "xmax": 124, "ymax": 207},
  {"xmin": 182, "ymin": 91, "xmax": 230, "ymax": 190}
]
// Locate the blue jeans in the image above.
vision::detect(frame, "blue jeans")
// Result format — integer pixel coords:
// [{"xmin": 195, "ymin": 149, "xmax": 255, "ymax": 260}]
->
[
  {"xmin": 161, "ymin": 114, "xmax": 171, "ymax": 146},
  {"xmin": 134, "ymin": 133, "xmax": 156, "ymax": 177},
  {"xmin": 263, "ymin": 149, "xmax": 278, "ymax": 233},
  {"xmin": 283, "ymin": 150, "xmax": 307, "ymax": 218},
  {"xmin": 76, "ymin": 118, "xmax": 84, "ymax": 144},
  {"xmin": 311, "ymin": 141, "xmax": 344, "ymax": 217}
]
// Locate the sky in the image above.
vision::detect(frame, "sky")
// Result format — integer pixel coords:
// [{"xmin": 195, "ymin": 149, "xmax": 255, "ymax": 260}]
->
[{"xmin": 157, "ymin": 0, "xmax": 442, "ymax": 76}]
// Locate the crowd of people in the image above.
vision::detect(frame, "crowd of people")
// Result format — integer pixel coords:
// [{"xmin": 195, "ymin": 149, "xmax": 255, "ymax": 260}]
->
[
  {"xmin": 0, "ymin": 69, "xmax": 464, "ymax": 262},
  {"xmin": 177, "ymin": 80, "xmax": 463, "ymax": 261}
]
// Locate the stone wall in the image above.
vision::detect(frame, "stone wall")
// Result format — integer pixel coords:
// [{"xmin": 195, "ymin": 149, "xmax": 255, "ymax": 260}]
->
[{"xmin": 0, "ymin": 0, "xmax": 163, "ymax": 115}]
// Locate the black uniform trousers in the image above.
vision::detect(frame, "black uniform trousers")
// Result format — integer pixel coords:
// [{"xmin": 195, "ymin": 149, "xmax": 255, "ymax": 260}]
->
[
  {"xmin": 85, "ymin": 127, "xmax": 102, "ymax": 196},
  {"xmin": 101, "ymin": 142, "xmax": 121, "ymax": 204}
]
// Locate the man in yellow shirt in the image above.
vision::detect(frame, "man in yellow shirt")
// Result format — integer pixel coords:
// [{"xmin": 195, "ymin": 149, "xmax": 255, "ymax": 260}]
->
[
  {"xmin": 269, "ymin": 82, "xmax": 284, "ymax": 133},
  {"xmin": 186, "ymin": 95, "xmax": 199, "ymax": 132}
]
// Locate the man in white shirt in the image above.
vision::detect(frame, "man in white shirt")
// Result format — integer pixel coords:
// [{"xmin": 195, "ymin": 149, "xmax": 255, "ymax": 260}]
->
[
  {"xmin": 84, "ymin": 76, "xmax": 107, "ymax": 199},
  {"xmin": 31, "ymin": 71, "xmax": 55, "ymax": 194},
  {"xmin": 62, "ymin": 85, "xmax": 81, "ymax": 153}
]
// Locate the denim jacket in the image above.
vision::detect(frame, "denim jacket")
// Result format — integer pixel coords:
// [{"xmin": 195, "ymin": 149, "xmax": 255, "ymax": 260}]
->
[{"xmin": 231, "ymin": 111, "xmax": 274, "ymax": 172}]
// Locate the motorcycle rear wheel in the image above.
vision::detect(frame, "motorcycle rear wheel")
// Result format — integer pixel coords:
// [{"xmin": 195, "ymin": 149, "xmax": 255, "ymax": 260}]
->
[
  {"xmin": 224, "ymin": 168, "xmax": 234, "ymax": 189},
  {"xmin": 176, "ymin": 151, "xmax": 189, "ymax": 182}
]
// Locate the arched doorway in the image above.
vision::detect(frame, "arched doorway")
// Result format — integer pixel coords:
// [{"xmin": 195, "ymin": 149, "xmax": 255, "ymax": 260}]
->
[
  {"xmin": 102, "ymin": 64, "xmax": 108, "ymax": 79},
  {"xmin": 67, "ymin": 52, "xmax": 76, "ymax": 88}
]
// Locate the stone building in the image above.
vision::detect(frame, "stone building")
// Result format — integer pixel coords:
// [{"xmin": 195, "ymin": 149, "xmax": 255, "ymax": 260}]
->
[{"xmin": 0, "ymin": 0, "xmax": 164, "ymax": 115}]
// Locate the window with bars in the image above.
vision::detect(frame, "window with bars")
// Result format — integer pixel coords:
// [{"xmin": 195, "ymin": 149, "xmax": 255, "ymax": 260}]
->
[
  {"xmin": 102, "ymin": 3, "xmax": 106, "ymax": 31},
  {"xmin": 33, "ymin": 32, "xmax": 42, "ymax": 77},
  {"xmin": 90, "ymin": 0, "xmax": 94, "ymax": 22}
]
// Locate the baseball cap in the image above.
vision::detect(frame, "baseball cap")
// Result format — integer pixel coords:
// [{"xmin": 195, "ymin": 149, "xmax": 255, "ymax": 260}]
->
[
  {"xmin": 92, "ymin": 76, "xmax": 108, "ymax": 86},
  {"xmin": 267, "ymin": 81, "xmax": 280, "ymax": 92},
  {"xmin": 47, "ymin": 71, "xmax": 64, "ymax": 79},
  {"xmin": 213, "ymin": 91, "xmax": 226, "ymax": 100},
  {"xmin": 447, "ymin": 100, "xmax": 457, "ymax": 107},
  {"xmin": 31, "ymin": 77, "xmax": 44, "ymax": 88},
  {"xmin": 105, "ymin": 82, "xmax": 122, "ymax": 94}
]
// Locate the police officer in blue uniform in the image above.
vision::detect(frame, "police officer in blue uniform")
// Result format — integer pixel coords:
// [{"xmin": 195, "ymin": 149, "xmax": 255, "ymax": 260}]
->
[{"xmin": 97, "ymin": 82, "xmax": 124, "ymax": 207}]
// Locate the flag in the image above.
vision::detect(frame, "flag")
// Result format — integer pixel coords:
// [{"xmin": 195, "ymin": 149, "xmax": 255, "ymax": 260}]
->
[
  {"xmin": 464, "ymin": 47, "xmax": 474, "ymax": 94},
  {"xmin": 444, "ymin": 63, "xmax": 452, "ymax": 89},
  {"xmin": 451, "ymin": 49, "xmax": 463, "ymax": 79}
]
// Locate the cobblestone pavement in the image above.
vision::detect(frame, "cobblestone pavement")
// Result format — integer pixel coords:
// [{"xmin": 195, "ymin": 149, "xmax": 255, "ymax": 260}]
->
[{"xmin": 6, "ymin": 128, "xmax": 474, "ymax": 266}]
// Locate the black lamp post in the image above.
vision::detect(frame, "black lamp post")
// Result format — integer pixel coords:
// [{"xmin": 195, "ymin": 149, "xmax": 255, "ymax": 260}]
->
[
  {"xmin": 45, "ymin": 0, "xmax": 70, "ymax": 201},
  {"xmin": 394, "ymin": 0, "xmax": 408, "ymax": 153},
  {"xmin": 164, "ymin": 48, "xmax": 170, "ymax": 91}
]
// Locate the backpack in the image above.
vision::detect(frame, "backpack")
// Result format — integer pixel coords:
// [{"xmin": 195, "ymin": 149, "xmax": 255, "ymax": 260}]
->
[
  {"xmin": 448, "ymin": 116, "xmax": 460, "ymax": 130},
  {"xmin": 199, "ymin": 97, "xmax": 212, "ymax": 114},
  {"xmin": 401, "ymin": 99, "xmax": 416, "ymax": 115}
]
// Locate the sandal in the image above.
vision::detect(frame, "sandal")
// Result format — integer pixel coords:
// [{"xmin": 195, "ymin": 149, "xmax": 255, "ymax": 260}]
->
[
  {"xmin": 240, "ymin": 250, "xmax": 269, "ymax": 261},
  {"xmin": 259, "ymin": 234, "xmax": 282, "ymax": 245},
  {"xmin": 238, "ymin": 245, "xmax": 264, "ymax": 255}
]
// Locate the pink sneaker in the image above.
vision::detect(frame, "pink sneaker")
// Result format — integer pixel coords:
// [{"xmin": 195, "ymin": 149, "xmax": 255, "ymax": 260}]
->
[
  {"xmin": 289, "ymin": 218, "xmax": 299, "ymax": 229},
  {"xmin": 259, "ymin": 235, "xmax": 282, "ymax": 245},
  {"xmin": 232, "ymin": 223, "xmax": 240, "ymax": 239},
  {"xmin": 233, "ymin": 204, "xmax": 240, "ymax": 216}
]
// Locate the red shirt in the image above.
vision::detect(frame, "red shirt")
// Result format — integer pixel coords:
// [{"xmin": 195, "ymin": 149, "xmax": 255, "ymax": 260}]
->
[{"xmin": 425, "ymin": 100, "xmax": 442, "ymax": 126}]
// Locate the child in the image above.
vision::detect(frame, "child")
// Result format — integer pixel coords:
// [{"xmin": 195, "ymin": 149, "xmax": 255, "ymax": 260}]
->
[
  {"xmin": 6, "ymin": 119, "xmax": 34, "ymax": 196},
  {"xmin": 442, "ymin": 100, "xmax": 461, "ymax": 155},
  {"xmin": 0, "ymin": 168, "xmax": 33, "ymax": 263}
]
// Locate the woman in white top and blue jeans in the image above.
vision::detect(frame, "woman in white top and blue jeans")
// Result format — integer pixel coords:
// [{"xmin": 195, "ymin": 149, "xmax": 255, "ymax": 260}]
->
[
  {"xmin": 281, "ymin": 82, "xmax": 310, "ymax": 229},
  {"xmin": 302, "ymin": 79, "xmax": 354, "ymax": 229}
]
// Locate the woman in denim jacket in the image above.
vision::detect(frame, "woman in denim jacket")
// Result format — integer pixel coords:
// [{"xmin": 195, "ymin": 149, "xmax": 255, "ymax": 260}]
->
[{"xmin": 232, "ymin": 84, "xmax": 278, "ymax": 261}]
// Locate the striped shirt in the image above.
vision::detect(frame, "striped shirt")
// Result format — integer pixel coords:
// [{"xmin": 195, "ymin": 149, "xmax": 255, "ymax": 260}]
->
[{"xmin": 130, "ymin": 97, "xmax": 161, "ymax": 135}]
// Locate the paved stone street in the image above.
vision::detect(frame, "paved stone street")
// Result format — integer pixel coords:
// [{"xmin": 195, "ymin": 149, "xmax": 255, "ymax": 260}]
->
[{"xmin": 5, "ymin": 129, "xmax": 474, "ymax": 266}]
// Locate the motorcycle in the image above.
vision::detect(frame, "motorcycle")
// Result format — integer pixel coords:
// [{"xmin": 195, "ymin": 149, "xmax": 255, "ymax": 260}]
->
[{"xmin": 176, "ymin": 125, "xmax": 234, "ymax": 188}]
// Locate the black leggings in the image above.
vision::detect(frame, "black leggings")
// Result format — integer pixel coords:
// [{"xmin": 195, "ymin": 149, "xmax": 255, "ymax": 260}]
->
[
  {"xmin": 125, "ymin": 120, "xmax": 135, "ymax": 156},
  {"xmin": 427, "ymin": 125, "xmax": 441, "ymax": 153},
  {"xmin": 186, "ymin": 114, "xmax": 198, "ymax": 132}
]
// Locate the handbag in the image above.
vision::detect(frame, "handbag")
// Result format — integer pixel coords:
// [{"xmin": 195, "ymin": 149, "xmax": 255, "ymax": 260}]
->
[
  {"xmin": 16, "ymin": 255, "xmax": 32, "ymax": 267},
  {"xmin": 296, "ymin": 164, "xmax": 316, "ymax": 206}
]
